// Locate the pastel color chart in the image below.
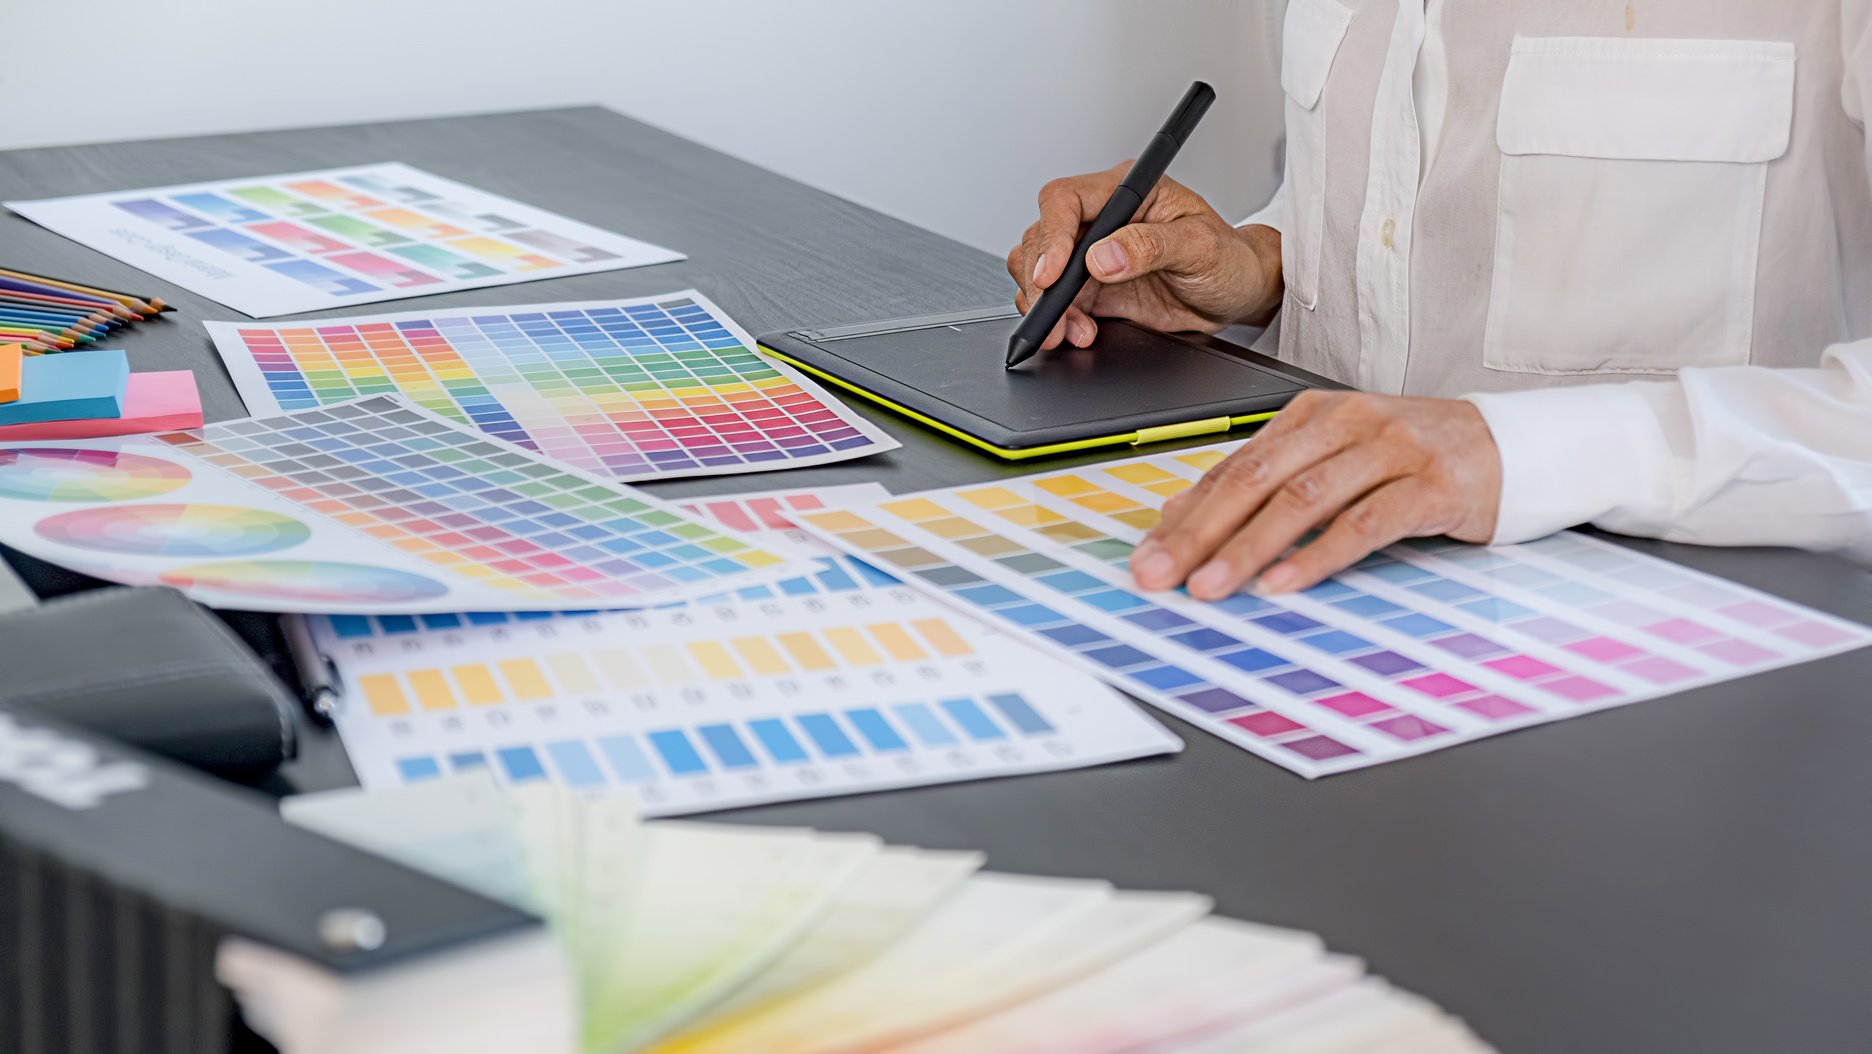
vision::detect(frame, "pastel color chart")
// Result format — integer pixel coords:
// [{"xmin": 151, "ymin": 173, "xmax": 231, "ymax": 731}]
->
[
  {"xmin": 0, "ymin": 396, "xmax": 803, "ymax": 614},
  {"xmin": 5, "ymin": 163, "xmax": 684, "ymax": 317},
  {"xmin": 206, "ymin": 293, "xmax": 899, "ymax": 482},
  {"xmin": 315, "ymin": 593, "xmax": 1180, "ymax": 816},
  {"xmin": 791, "ymin": 443, "xmax": 1872, "ymax": 776}
]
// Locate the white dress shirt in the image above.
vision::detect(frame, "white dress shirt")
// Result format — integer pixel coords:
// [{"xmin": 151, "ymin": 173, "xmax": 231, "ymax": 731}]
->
[{"xmin": 1249, "ymin": 0, "xmax": 1872, "ymax": 560}]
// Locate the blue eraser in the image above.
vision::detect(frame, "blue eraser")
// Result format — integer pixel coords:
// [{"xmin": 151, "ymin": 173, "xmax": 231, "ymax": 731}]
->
[{"xmin": 0, "ymin": 350, "xmax": 130, "ymax": 425}]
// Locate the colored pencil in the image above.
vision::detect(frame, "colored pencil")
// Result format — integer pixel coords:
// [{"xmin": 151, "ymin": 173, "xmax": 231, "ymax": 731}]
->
[
  {"xmin": 0, "ymin": 287, "xmax": 134, "ymax": 319},
  {"xmin": 0, "ymin": 268, "xmax": 167, "ymax": 314}
]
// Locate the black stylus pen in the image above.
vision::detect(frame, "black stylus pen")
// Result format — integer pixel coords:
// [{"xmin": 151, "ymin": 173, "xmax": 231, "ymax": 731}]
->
[{"xmin": 1006, "ymin": 80, "xmax": 1217, "ymax": 369}]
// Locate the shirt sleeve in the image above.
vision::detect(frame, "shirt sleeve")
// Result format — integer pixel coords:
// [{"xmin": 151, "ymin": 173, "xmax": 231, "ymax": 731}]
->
[
  {"xmin": 1466, "ymin": 340, "xmax": 1872, "ymax": 561},
  {"xmin": 1465, "ymin": 2, "xmax": 1872, "ymax": 562}
]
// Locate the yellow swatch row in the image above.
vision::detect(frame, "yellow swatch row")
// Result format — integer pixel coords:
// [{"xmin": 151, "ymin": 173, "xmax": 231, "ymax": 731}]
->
[{"xmin": 356, "ymin": 618, "xmax": 976, "ymax": 716}]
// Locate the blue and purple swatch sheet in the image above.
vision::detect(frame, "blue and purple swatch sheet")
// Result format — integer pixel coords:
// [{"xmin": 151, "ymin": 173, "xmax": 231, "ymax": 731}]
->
[{"xmin": 792, "ymin": 442, "xmax": 1872, "ymax": 776}]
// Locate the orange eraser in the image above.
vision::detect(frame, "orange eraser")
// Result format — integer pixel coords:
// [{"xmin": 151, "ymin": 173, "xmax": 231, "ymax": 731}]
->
[{"xmin": 0, "ymin": 344, "xmax": 22, "ymax": 403}]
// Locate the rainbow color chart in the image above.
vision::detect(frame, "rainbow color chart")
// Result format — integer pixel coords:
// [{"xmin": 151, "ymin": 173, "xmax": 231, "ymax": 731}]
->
[
  {"xmin": 306, "ymin": 482, "xmax": 1178, "ymax": 812},
  {"xmin": 6, "ymin": 163, "xmax": 683, "ymax": 317},
  {"xmin": 791, "ymin": 443, "xmax": 1872, "ymax": 776},
  {"xmin": 0, "ymin": 396, "xmax": 803, "ymax": 614},
  {"xmin": 314, "ymin": 592, "xmax": 1180, "ymax": 816},
  {"xmin": 207, "ymin": 293, "xmax": 898, "ymax": 481}
]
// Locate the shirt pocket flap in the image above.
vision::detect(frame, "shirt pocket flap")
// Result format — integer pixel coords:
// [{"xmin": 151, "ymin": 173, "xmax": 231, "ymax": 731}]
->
[
  {"xmin": 1497, "ymin": 37, "xmax": 1796, "ymax": 163},
  {"xmin": 1281, "ymin": 0, "xmax": 1355, "ymax": 110}
]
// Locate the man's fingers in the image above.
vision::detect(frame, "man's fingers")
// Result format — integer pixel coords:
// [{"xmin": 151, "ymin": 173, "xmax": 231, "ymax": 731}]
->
[
  {"xmin": 1130, "ymin": 408, "xmax": 1360, "ymax": 591},
  {"xmin": 1034, "ymin": 171, "xmax": 1123, "ymax": 288},
  {"xmin": 1183, "ymin": 449, "xmax": 1402, "ymax": 601},
  {"xmin": 1087, "ymin": 215, "xmax": 1225, "ymax": 284},
  {"xmin": 1255, "ymin": 479, "xmax": 1439, "ymax": 594}
]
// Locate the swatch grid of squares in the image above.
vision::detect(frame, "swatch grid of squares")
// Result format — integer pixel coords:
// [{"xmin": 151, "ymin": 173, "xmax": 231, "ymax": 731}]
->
[
  {"xmin": 208, "ymin": 293, "xmax": 896, "ymax": 481},
  {"xmin": 311, "ymin": 486, "xmax": 1181, "ymax": 815},
  {"xmin": 793, "ymin": 442, "xmax": 1872, "ymax": 776}
]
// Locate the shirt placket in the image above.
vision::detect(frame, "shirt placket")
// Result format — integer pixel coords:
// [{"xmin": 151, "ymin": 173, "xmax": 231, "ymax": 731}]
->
[{"xmin": 1353, "ymin": 0, "xmax": 1428, "ymax": 394}]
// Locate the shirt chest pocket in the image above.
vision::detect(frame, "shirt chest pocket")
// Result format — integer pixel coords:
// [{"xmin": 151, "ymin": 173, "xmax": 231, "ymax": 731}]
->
[
  {"xmin": 1483, "ymin": 37, "xmax": 1796, "ymax": 375},
  {"xmin": 1280, "ymin": 0, "xmax": 1353, "ymax": 312}
]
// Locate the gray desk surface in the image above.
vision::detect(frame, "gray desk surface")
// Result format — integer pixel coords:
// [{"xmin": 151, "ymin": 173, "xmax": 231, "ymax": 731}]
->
[{"xmin": 4, "ymin": 107, "xmax": 1870, "ymax": 1054}]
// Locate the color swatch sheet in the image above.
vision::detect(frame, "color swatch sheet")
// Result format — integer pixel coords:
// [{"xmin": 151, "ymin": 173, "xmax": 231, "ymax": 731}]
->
[
  {"xmin": 0, "ymin": 395, "xmax": 802, "ymax": 614},
  {"xmin": 5, "ymin": 163, "xmax": 683, "ymax": 317},
  {"xmin": 791, "ymin": 443, "xmax": 1872, "ymax": 777},
  {"xmin": 206, "ymin": 292, "xmax": 899, "ymax": 481},
  {"xmin": 229, "ymin": 776, "xmax": 1493, "ymax": 1054},
  {"xmin": 312, "ymin": 482, "xmax": 1179, "ymax": 813}
]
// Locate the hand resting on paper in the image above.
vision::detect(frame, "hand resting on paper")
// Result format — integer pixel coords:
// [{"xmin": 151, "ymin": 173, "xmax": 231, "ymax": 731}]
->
[{"xmin": 1130, "ymin": 392, "xmax": 1505, "ymax": 598}]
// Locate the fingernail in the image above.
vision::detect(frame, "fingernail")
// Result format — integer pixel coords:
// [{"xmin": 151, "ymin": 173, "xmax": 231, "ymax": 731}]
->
[
  {"xmin": 1031, "ymin": 253, "xmax": 1049, "ymax": 284},
  {"xmin": 1133, "ymin": 549, "xmax": 1174, "ymax": 588},
  {"xmin": 1068, "ymin": 318, "xmax": 1093, "ymax": 346},
  {"xmin": 1256, "ymin": 565, "xmax": 1298, "ymax": 594},
  {"xmin": 1188, "ymin": 559, "xmax": 1233, "ymax": 599},
  {"xmin": 1088, "ymin": 240, "xmax": 1127, "ymax": 278}
]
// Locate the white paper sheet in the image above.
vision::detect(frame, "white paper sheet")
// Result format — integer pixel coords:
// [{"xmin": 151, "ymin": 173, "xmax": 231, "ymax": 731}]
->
[{"xmin": 6, "ymin": 163, "xmax": 683, "ymax": 317}]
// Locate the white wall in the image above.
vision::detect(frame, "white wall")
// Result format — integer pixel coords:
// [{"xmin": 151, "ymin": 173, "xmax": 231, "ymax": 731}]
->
[{"xmin": 1, "ymin": 0, "xmax": 1285, "ymax": 256}]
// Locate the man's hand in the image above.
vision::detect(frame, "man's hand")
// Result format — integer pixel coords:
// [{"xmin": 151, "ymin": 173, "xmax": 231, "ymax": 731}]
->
[
  {"xmin": 1130, "ymin": 392, "xmax": 1504, "ymax": 598},
  {"xmin": 1006, "ymin": 162, "xmax": 1282, "ymax": 350}
]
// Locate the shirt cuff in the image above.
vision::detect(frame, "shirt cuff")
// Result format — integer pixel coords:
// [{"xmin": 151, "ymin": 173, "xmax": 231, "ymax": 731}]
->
[{"xmin": 1464, "ymin": 384, "xmax": 1679, "ymax": 545}]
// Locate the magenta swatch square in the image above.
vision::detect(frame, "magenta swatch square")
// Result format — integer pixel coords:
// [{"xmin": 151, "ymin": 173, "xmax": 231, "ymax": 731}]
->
[
  {"xmin": 1646, "ymin": 618, "xmax": 1723, "ymax": 645},
  {"xmin": 1229, "ymin": 711, "xmax": 1306, "ymax": 738},
  {"xmin": 1564, "ymin": 636, "xmax": 1645, "ymax": 663},
  {"xmin": 1540, "ymin": 675, "xmax": 1619, "ymax": 703},
  {"xmin": 1697, "ymin": 638, "xmax": 1779, "ymax": 665},
  {"xmin": 1718, "ymin": 600, "xmax": 1796, "ymax": 628},
  {"xmin": 1369, "ymin": 714, "xmax": 1449, "ymax": 741},
  {"xmin": 1774, "ymin": 620, "xmax": 1858, "ymax": 648},
  {"xmin": 1457, "ymin": 694, "xmax": 1536, "ymax": 720},
  {"xmin": 1484, "ymin": 654, "xmax": 1564, "ymax": 681},
  {"xmin": 1623, "ymin": 655, "xmax": 1700, "ymax": 684},
  {"xmin": 1317, "ymin": 691, "xmax": 1391, "ymax": 718},
  {"xmin": 1401, "ymin": 672, "xmax": 1476, "ymax": 698},
  {"xmin": 1282, "ymin": 735, "xmax": 1361, "ymax": 761}
]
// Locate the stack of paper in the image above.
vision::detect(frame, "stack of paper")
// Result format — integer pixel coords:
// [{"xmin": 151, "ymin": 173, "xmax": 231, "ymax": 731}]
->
[
  {"xmin": 218, "ymin": 776, "xmax": 1494, "ymax": 1054},
  {"xmin": 0, "ymin": 346, "xmax": 201, "ymax": 438}
]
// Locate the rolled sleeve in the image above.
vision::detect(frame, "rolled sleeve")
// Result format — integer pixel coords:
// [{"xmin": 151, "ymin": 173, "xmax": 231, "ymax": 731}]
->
[{"xmin": 1464, "ymin": 383, "xmax": 1679, "ymax": 545}]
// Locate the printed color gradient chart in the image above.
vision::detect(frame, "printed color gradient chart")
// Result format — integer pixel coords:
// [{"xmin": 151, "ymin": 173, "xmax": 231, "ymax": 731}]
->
[
  {"xmin": 208, "ymin": 293, "xmax": 898, "ymax": 481},
  {"xmin": 0, "ymin": 396, "xmax": 802, "ymax": 614},
  {"xmin": 309, "ymin": 482, "xmax": 1177, "ymax": 812},
  {"xmin": 791, "ymin": 443, "xmax": 1872, "ymax": 776},
  {"xmin": 315, "ymin": 594, "xmax": 1181, "ymax": 816},
  {"xmin": 6, "ymin": 163, "xmax": 683, "ymax": 316}
]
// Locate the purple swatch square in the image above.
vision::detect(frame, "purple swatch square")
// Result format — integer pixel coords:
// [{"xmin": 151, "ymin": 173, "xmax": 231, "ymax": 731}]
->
[
  {"xmin": 1369, "ymin": 714, "xmax": 1449, "ymax": 741},
  {"xmin": 1540, "ymin": 675, "xmax": 1619, "ymax": 703},
  {"xmin": 1430, "ymin": 633, "xmax": 1509, "ymax": 660},
  {"xmin": 1513, "ymin": 616, "xmax": 1586, "ymax": 644},
  {"xmin": 1457, "ymin": 695, "xmax": 1536, "ymax": 720},
  {"xmin": 1264, "ymin": 669, "xmax": 1341, "ymax": 696},
  {"xmin": 1349, "ymin": 650, "xmax": 1424, "ymax": 677},
  {"xmin": 1282, "ymin": 735, "xmax": 1361, "ymax": 761},
  {"xmin": 1179, "ymin": 687, "xmax": 1255, "ymax": 714}
]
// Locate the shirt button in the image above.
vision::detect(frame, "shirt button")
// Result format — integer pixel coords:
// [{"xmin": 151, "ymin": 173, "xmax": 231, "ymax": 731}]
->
[{"xmin": 1380, "ymin": 218, "xmax": 1397, "ymax": 249}]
